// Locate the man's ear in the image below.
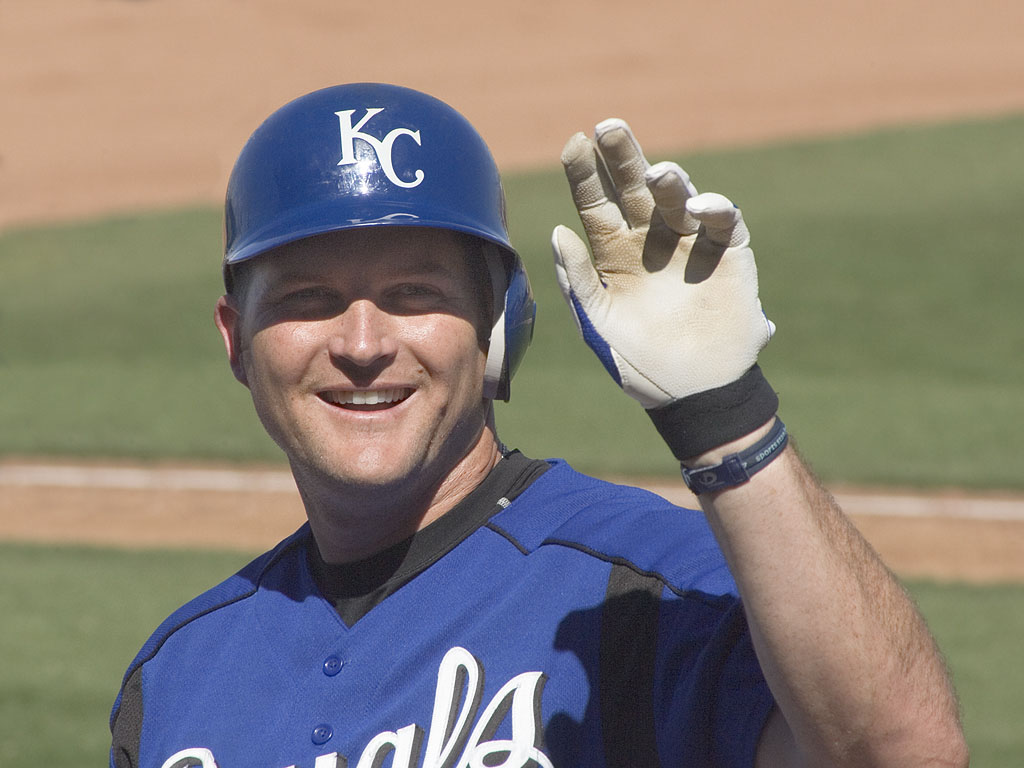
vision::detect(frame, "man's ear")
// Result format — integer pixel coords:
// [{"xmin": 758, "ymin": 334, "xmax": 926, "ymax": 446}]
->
[{"xmin": 214, "ymin": 295, "xmax": 249, "ymax": 388}]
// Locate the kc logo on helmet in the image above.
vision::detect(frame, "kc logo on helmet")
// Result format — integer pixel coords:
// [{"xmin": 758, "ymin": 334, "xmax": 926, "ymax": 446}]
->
[{"xmin": 335, "ymin": 108, "xmax": 425, "ymax": 189}]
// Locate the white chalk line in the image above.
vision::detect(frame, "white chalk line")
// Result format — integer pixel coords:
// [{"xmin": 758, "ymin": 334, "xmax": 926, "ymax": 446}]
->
[
  {"xmin": 0, "ymin": 463, "xmax": 298, "ymax": 494},
  {"xmin": 3, "ymin": 463, "xmax": 1024, "ymax": 522}
]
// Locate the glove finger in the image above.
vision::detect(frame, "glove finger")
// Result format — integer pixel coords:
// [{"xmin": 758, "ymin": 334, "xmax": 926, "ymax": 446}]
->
[
  {"xmin": 594, "ymin": 119, "xmax": 656, "ymax": 230},
  {"xmin": 561, "ymin": 131, "xmax": 627, "ymax": 243},
  {"xmin": 551, "ymin": 225, "xmax": 610, "ymax": 325},
  {"xmin": 645, "ymin": 161, "xmax": 700, "ymax": 235},
  {"xmin": 686, "ymin": 192, "xmax": 751, "ymax": 248}
]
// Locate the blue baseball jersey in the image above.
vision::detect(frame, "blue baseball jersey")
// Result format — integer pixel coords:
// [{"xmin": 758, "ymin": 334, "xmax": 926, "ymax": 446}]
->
[{"xmin": 110, "ymin": 457, "xmax": 774, "ymax": 768}]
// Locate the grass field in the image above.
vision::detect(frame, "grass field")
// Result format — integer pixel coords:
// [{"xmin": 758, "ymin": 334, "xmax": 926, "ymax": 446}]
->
[
  {"xmin": 0, "ymin": 541, "xmax": 1020, "ymax": 767},
  {"xmin": 2, "ymin": 113, "xmax": 1023, "ymax": 488}
]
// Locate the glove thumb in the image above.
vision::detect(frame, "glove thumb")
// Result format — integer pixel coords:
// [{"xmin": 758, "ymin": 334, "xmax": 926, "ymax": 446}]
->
[{"xmin": 551, "ymin": 225, "xmax": 608, "ymax": 335}]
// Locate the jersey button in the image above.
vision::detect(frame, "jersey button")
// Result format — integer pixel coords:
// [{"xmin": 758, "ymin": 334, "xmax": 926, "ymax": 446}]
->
[
  {"xmin": 323, "ymin": 656, "xmax": 343, "ymax": 677},
  {"xmin": 311, "ymin": 724, "xmax": 333, "ymax": 745}
]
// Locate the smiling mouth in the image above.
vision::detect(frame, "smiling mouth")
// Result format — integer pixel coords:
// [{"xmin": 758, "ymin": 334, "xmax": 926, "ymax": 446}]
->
[{"xmin": 318, "ymin": 387, "xmax": 414, "ymax": 411}]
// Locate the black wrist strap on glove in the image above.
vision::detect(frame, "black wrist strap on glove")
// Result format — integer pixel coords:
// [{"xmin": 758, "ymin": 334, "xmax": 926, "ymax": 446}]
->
[
  {"xmin": 680, "ymin": 418, "xmax": 788, "ymax": 494},
  {"xmin": 645, "ymin": 364, "xmax": 779, "ymax": 460}
]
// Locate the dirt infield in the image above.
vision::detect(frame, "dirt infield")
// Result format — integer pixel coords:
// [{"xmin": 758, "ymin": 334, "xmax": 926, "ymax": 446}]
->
[
  {"xmin": 4, "ymin": 0, "xmax": 1024, "ymax": 230},
  {"xmin": 3, "ymin": 461, "xmax": 1024, "ymax": 583},
  {"xmin": 3, "ymin": 0, "xmax": 1024, "ymax": 580}
]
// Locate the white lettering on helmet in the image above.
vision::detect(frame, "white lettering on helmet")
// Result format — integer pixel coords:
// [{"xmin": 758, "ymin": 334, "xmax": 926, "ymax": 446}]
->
[{"xmin": 335, "ymin": 108, "xmax": 425, "ymax": 189}]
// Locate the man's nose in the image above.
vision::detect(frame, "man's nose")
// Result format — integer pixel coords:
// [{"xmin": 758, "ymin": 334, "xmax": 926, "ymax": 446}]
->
[{"xmin": 326, "ymin": 299, "xmax": 397, "ymax": 367}]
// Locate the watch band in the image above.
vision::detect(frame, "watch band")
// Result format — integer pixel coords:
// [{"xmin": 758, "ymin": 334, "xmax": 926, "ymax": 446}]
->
[{"xmin": 681, "ymin": 418, "xmax": 788, "ymax": 494}]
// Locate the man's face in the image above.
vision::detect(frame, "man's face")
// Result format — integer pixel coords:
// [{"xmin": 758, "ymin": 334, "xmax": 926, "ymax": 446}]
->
[{"xmin": 217, "ymin": 227, "xmax": 493, "ymax": 496}]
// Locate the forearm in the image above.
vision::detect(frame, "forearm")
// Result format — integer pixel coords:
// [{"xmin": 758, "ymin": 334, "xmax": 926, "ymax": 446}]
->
[
  {"xmin": 688, "ymin": 424, "xmax": 968, "ymax": 766},
  {"xmin": 552, "ymin": 118, "xmax": 966, "ymax": 765}
]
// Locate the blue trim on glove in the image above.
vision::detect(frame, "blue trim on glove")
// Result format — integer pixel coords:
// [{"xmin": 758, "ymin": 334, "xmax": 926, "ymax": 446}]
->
[{"xmin": 571, "ymin": 291, "xmax": 622, "ymax": 386}]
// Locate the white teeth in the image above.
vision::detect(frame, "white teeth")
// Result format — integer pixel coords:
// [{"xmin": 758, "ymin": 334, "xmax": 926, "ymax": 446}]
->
[
  {"xmin": 326, "ymin": 388, "xmax": 410, "ymax": 406},
  {"xmin": 352, "ymin": 390, "xmax": 376, "ymax": 405}
]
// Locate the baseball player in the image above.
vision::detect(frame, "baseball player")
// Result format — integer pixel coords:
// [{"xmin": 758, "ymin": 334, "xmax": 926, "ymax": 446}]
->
[{"xmin": 110, "ymin": 83, "xmax": 966, "ymax": 768}]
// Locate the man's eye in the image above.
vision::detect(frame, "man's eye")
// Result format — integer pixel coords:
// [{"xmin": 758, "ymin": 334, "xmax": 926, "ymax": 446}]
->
[
  {"xmin": 284, "ymin": 287, "xmax": 331, "ymax": 303},
  {"xmin": 394, "ymin": 284, "xmax": 441, "ymax": 298},
  {"xmin": 259, "ymin": 287, "xmax": 339, "ymax": 321}
]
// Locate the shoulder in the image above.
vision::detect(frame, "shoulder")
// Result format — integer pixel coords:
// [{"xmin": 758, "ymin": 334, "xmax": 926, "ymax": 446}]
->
[
  {"xmin": 112, "ymin": 526, "xmax": 310, "ymax": 696},
  {"xmin": 488, "ymin": 459, "xmax": 737, "ymax": 597}
]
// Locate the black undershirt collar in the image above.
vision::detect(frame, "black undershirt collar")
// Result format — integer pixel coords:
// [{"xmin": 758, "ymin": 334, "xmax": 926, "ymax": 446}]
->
[{"xmin": 307, "ymin": 450, "xmax": 550, "ymax": 626}]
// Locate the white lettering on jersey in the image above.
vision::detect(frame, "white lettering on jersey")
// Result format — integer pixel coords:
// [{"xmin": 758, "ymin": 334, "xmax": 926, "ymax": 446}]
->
[
  {"xmin": 335, "ymin": 108, "xmax": 425, "ymax": 189},
  {"xmin": 160, "ymin": 747, "xmax": 219, "ymax": 768},
  {"xmin": 422, "ymin": 646, "xmax": 552, "ymax": 768},
  {"xmin": 160, "ymin": 647, "xmax": 552, "ymax": 768},
  {"xmin": 356, "ymin": 723, "xmax": 422, "ymax": 768}
]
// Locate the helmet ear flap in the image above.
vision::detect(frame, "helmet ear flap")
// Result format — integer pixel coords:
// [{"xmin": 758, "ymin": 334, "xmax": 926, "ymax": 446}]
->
[
  {"xmin": 482, "ymin": 245, "xmax": 536, "ymax": 403},
  {"xmin": 482, "ymin": 246, "xmax": 508, "ymax": 401}
]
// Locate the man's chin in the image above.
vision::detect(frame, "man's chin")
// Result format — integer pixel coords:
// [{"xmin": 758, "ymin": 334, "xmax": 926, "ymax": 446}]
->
[{"xmin": 291, "ymin": 450, "xmax": 429, "ymax": 494}]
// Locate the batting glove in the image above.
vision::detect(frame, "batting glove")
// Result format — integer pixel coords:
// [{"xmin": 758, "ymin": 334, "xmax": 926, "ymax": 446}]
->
[{"xmin": 553, "ymin": 119, "xmax": 778, "ymax": 455}]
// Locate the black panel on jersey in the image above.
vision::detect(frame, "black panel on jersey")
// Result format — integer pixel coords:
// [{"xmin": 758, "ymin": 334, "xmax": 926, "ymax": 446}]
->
[
  {"xmin": 309, "ymin": 450, "xmax": 550, "ymax": 626},
  {"xmin": 600, "ymin": 564, "xmax": 664, "ymax": 768},
  {"xmin": 111, "ymin": 665, "xmax": 144, "ymax": 768}
]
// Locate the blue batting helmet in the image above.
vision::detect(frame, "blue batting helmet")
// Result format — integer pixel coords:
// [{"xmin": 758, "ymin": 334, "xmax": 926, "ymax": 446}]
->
[{"xmin": 223, "ymin": 82, "xmax": 535, "ymax": 401}]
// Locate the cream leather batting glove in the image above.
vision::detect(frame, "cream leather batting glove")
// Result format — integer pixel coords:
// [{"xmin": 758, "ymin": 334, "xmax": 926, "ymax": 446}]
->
[{"xmin": 553, "ymin": 119, "xmax": 779, "ymax": 458}]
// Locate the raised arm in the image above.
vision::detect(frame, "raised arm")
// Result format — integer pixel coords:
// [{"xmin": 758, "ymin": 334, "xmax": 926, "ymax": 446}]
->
[{"xmin": 553, "ymin": 119, "xmax": 968, "ymax": 767}]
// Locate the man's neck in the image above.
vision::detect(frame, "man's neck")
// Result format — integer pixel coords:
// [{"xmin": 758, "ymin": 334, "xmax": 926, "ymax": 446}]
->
[{"xmin": 295, "ymin": 431, "xmax": 503, "ymax": 564}]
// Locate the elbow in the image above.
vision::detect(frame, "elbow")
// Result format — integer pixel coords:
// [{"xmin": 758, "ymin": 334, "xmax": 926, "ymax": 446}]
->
[
  {"xmin": 860, "ymin": 700, "xmax": 969, "ymax": 768},
  {"xmin": 859, "ymin": 726, "xmax": 968, "ymax": 768},
  {"xmin": 943, "ymin": 730, "xmax": 970, "ymax": 768},
  {"xmin": 905, "ymin": 714, "xmax": 969, "ymax": 768},
  {"xmin": 929, "ymin": 688, "xmax": 970, "ymax": 768},
  {"xmin": 911, "ymin": 704, "xmax": 970, "ymax": 768}
]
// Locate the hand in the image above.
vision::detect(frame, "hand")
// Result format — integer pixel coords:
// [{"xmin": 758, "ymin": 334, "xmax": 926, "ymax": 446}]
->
[{"xmin": 552, "ymin": 119, "xmax": 775, "ymax": 409}]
